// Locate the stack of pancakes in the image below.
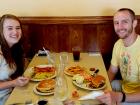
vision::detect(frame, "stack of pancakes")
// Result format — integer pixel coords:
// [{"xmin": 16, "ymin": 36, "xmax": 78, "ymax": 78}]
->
[{"xmin": 36, "ymin": 79, "xmax": 55, "ymax": 93}]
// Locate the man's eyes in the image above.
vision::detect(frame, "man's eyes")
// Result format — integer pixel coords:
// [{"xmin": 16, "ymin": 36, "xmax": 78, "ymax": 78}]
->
[
  {"xmin": 122, "ymin": 20, "xmax": 128, "ymax": 24},
  {"xmin": 114, "ymin": 21, "xmax": 128, "ymax": 25},
  {"xmin": 114, "ymin": 22, "xmax": 119, "ymax": 25}
]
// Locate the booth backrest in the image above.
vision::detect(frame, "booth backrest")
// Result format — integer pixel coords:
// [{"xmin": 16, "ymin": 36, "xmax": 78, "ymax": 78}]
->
[{"xmin": 19, "ymin": 16, "xmax": 140, "ymax": 69}]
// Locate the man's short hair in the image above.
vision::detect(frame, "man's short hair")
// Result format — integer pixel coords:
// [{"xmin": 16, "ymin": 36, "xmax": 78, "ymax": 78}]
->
[{"xmin": 117, "ymin": 8, "xmax": 136, "ymax": 21}]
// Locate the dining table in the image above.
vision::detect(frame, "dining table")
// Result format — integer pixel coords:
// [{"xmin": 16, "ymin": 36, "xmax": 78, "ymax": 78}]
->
[{"xmin": 5, "ymin": 52, "xmax": 112, "ymax": 105}]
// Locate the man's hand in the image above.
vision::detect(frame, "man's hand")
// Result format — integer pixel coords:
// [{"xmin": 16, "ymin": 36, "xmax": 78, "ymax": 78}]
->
[{"xmin": 96, "ymin": 90, "xmax": 123, "ymax": 105}]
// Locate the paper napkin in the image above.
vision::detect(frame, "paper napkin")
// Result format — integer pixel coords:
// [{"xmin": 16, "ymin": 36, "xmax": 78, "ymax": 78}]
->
[
  {"xmin": 79, "ymin": 91, "xmax": 104, "ymax": 100},
  {"xmin": 37, "ymin": 50, "xmax": 47, "ymax": 56},
  {"xmin": 88, "ymin": 52, "xmax": 101, "ymax": 56}
]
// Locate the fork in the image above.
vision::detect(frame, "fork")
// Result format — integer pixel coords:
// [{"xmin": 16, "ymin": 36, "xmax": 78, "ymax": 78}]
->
[{"xmin": 9, "ymin": 99, "xmax": 33, "ymax": 105}]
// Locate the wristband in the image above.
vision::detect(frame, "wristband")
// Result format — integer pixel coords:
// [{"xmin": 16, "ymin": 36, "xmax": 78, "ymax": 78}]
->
[{"xmin": 121, "ymin": 92, "xmax": 126, "ymax": 102}]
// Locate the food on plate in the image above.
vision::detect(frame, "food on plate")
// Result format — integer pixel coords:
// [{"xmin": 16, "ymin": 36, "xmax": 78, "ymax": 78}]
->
[
  {"xmin": 90, "ymin": 67, "xmax": 96, "ymax": 71},
  {"xmin": 36, "ymin": 79, "xmax": 55, "ymax": 93},
  {"xmin": 65, "ymin": 66, "xmax": 86, "ymax": 76},
  {"xmin": 73, "ymin": 72, "xmax": 106, "ymax": 89},
  {"xmin": 32, "ymin": 66, "xmax": 55, "ymax": 80},
  {"xmin": 89, "ymin": 75, "xmax": 106, "ymax": 88},
  {"xmin": 72, "ymin": 89, "xmax": 80, "ymax": 98},
  {"xmin": 73, "ymin": 74, "xmax": 84, "ymax": 84}
]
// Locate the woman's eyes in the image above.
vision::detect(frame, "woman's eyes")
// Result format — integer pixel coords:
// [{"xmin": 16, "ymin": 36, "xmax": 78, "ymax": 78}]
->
[
  {"xmin": 7, "ymin": 27, "xmax": 21, "ymax": 30},
  {"xmin": 7, "ymin": 27, "xmax": 13, "ymax": 30},
  {"xmin": 16, "ymin": 27, "xmax": 21, "ymax": 30}
]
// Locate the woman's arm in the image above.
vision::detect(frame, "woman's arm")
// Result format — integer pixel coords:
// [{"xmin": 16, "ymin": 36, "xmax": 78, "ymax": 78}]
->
[{"xmin": 0, "ymin": 76, "xmax": 29, "ymax": 90}]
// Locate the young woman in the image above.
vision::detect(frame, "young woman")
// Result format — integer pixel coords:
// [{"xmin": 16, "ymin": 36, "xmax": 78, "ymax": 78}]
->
[{"xmin": 0, "ymin": 14, "xmax": 29, "ymax": 105}]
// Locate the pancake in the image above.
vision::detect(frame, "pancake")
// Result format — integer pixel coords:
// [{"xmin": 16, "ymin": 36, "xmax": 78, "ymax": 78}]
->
[{"xmin": 36, "ymin": 79, "xmax": 55, "ymax": 93}]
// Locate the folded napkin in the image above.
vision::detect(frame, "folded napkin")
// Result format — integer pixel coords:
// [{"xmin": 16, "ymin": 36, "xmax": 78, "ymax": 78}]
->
[
  {"xmin": 79, "ymin": 91, "xmax": 104, "ymax": 100},
  {"xmin": 37, "ymin": 50, "xmax": 47, "ymax": 56},
  {"xmin": 88, "ymin": 52, "xmax": 101, "ymax": 56}
]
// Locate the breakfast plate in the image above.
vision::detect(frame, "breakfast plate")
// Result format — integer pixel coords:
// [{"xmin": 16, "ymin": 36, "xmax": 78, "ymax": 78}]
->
[
  {"xmin": 64, "ymin": 65, "xmax": 86, "ymax": 76},
  {"xmin": 72, "ymin": 73, "xmax": 106, "ymax": 90},
  {"xmin": 33, "ymin": 79, "xmax": 55, "ymax": 96},
  {"xmin": 72, "ymin": 80, "xmax": 106, "ymax": 90},
  {"xmin": 33, "ymin": 84, "xmax": 54, "ymax": 96},
  {"xmin": 24, "ymin": 64, "xmax": 56, "ymax": 81}
]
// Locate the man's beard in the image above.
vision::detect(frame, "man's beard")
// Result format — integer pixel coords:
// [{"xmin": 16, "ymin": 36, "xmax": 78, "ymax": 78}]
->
[{"xmin": 116, "ymin": 26, "xmax": 133, "ymax": 39}]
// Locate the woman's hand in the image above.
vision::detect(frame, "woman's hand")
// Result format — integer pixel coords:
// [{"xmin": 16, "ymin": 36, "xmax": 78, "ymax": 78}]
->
[
  {"xmin": 96, "ymin": 90, "xmax": 123, "ymax": 105},
  {"xmin": 13, "ymin": 76, "xmax": 30, "ymax": 87}
]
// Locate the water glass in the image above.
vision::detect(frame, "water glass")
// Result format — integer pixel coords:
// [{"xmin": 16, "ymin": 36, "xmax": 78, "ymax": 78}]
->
[
  {"xmin": 59, "ymin": 52, "xmax": 68, "ymax": 66},
  {"xmin": 48, "ymin": 53, "xmax": 55, "ymax": 65},
  {"xmin": 54, "ymin": 64, "xmax": 68, "ymax": 101}
]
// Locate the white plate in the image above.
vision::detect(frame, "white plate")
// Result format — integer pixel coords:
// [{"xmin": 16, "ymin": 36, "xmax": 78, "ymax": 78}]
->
[
  {"xmin": 33, "ymin": 84, "xmax": 54, "ymax": 96},
  {"xmin": 24, "ymin": 64, "xmax": 56, "ymax": 82},
  {"xmin": 72, "ymin": 80, "xmax": 106, "ymax": 90},
  {"xmin": 64, "ymin": 69, "xmax": 74, "ymax": 76},
  {"xmin": 64, "ymin": 66, "xmax": 86, "ymax": 76}
]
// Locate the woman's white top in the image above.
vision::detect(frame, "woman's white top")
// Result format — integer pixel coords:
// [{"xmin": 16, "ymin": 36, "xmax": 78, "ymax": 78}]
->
[{"xmin": 0, "ymin": 47, "xmax": 16, "ymax": 100}]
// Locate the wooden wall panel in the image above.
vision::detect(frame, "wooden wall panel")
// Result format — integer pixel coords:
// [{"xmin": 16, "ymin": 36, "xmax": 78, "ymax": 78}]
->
[
  {"xmin": 69, "ymin": 25, "xmax": 83, "ymax": 51},
  {"xmin": 43, "ymin": 25, "xmax": 58, "ymax": 51},
  {"xmin": 19, "ymin": 16, "xmax": 140, "ymax": 59},
  {"xmin": 97, "ymin": 24, "xmax": 117, "ymax": 54},
  {"xmin": 83, "ymin": 24, "xmax": 98, "ymax": 52},
  {"xmin": 57, "ymin": 25, "xmax": 70, "ymax": 52}
]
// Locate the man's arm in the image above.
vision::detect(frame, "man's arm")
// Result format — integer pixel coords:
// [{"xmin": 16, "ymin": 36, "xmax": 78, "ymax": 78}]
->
[
  {"xmin": 126, "ymin": 92, "xmax": 140, "ymax": 102},
  {"xmin": 108, "ymin": 65, "xmax": 119, "ymax": 82}
]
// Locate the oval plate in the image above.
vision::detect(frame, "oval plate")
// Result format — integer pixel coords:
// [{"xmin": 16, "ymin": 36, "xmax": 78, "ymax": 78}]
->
[
  {"xmin": 72, "ymin": 80, "xmax": 106, "ymax": 90},
  {"xmin": 24, "ymin": 64, "xmax": 56, "ymax": 82},
  {"xmin": 64, "ymin": 65, "xmax": 86, "ymax": 76},
  {"xmin": 33, "ymin": 84, "xmax": 54, "ymax": 96}
]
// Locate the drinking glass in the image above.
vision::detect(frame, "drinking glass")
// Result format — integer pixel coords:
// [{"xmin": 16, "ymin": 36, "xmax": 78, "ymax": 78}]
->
[
  {"xmin": 72, "ymin": 46, "xmax": 81, "ymax": 61},
  {"xmin": 59, "ymin": 52, "xmax": 68, "ymax": 67},
  {"xmin": 54, "ymin": 64, "xmax": 68, "ymax": 102},
  {"xmin": 48, "ymin": 53, "xmax": 55, "ymax": 65}
]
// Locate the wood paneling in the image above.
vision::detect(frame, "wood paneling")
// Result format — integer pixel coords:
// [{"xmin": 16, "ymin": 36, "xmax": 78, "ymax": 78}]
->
[{"xmin": 20, "ymin": 16, "xmax": 140, "ymax": 61}]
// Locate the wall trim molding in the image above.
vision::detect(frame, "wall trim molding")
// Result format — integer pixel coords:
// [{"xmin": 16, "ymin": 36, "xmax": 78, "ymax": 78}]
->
[
  {"xmin": 19, "ymin": 16, "xmax": 113, "ymax": 24},
  {"xmin": 19, "ymin": 16, "xmax": 140, "ymax": 24}
]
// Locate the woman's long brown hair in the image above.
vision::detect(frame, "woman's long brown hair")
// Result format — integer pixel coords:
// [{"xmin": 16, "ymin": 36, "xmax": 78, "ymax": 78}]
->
[{"xmin": 0, "ymin": 14, "xmax": 23, "ymax": 69}]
